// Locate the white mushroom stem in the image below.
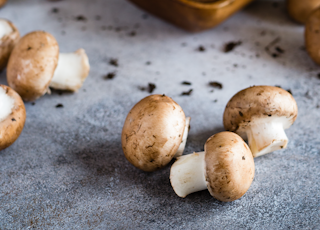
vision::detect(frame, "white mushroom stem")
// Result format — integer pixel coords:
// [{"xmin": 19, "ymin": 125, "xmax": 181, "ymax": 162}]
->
[
  {"xmin": 174, "ymin": 117, "xmax": 191, "ymax": 158},
  {"xmin": 0, "ymin": 19, "xmax": 13, "ymax": 39},
  {"xmin": 170, "ymin": 151, "xmax": 207, "ymax": 198},
  {"xmin": 49, "ymin": 49, "xmax": 90, "ymax": 91},
  {"xmin": 246, "ymin": 121, "xmax": 288, "ymax": 158},
  {"xmin": 0, "ymin": 87, "xmax": 14, "ymax": 122}
]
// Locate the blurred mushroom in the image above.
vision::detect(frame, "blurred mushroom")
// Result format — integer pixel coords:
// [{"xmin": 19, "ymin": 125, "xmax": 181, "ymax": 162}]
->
[
  {"xmin": 0, "ymin": 18, "xmax": 20, "ymax": 71},
  {"xmin": 286, "ymin": 0, "xmax": 320, "ymax": 24},
  {"xmin": 305, "ymin": 7, "xmax": 320, "ymax": 65},
  {"xmin": 0, "ymin": 0, "xmax": 6, "ymax": 8},
  {"xmin": 0, "ymin": 84, "xmax": 26, "ymax": 151}
]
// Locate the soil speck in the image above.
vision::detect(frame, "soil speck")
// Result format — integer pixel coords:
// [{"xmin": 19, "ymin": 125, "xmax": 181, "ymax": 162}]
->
[
  {"xmin": 209, "ymin": 81, "xmax": 223, "ymax": 89},
  {"xmin": 181, "ymin": 89, "xmax": 193, "ymax": 96},
  {"xmin": 224, "ymin": 41, "xmax": 242, "ymax": 53}
]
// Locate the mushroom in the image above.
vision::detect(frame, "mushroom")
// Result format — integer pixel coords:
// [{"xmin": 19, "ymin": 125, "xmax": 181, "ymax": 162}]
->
[
  {"xmin": 305, "ymin": 7, "xmax": 320, "ymax": 65},
  {"xmin": 0, "ymin": 84, "xmax": 26, "ymax": 151},
  {"xmin": 7, "ymin": 31, "xmax": 90, "ymax": 101},
  {"xmin": 286, "ymin": 0, "xmax": 320, "ymax": 24},
  {"xmin": 223, "ymin": 86, "xmax": 298, "ymax": 158},
  {"xmin": 122, "ymin": 94, "xmax": 191, "ymax": 172},
  {"xmin": 0, "ymin": 18, "xmax": 20, "ymax": 71},
  {"xmin": 0, "ymin": 0, "xmax": 6, "ymax": 8},
  {"xmin": 170, "ymin": 132, "xmax": 255, "ymax": 201}
]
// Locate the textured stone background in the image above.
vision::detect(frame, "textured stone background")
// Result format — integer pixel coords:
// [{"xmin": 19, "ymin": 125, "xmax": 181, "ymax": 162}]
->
[{"xmin": 1, "ymin": 0, "xmax": 320, "ymax": 229}]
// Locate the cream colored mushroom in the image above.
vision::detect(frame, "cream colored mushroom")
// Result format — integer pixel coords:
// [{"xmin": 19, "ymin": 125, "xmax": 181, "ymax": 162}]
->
[
  {"xmin": 0, "ymin": 18, "xmax": 20, "ymax": 71},
  {"xmin": 122, "ymin": 94, "xmax": 191, "ymax": 172},
  {"xmin": 223, "ymin": 86, "xmax": 298, "ymax": 158},
  {"xmin": 0, "ymin": 84, "xmax": 26, "ymax": 151},
  {"xmin": 170, "ymin": 132, "xmax": 255, "ymax": 201},
  {"xmin": 7, "ymin": 31, "xmax": 90, "ymax": 101}
]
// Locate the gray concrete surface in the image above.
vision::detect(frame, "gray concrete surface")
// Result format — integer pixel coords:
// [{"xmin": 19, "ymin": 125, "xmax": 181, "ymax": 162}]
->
[{"xmin": 0, "ymin": 0, "xmax": 320, "ymax": 229}]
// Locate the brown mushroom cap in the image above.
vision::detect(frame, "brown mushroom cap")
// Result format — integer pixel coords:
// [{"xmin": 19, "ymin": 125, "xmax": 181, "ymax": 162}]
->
[
  {"xmin": 0, "ymin": 19, "xmax": 20, "ymax": 71},
  {"xmin": 287, "ymin": 0, "xmax": 320, "ymax": 24},
  {"xmin": 223, "ymin": 86, "xmax": 298, "ymax": 139},
  {"xmin": 205, "ymin": 132, "xmax": 255, "ymax": 202},
  {"xmin": 7, "ymin": 31, "xmax": 59, "ymax": 101},
  {"xmin": 0, "ymin": 0, "xmax": 6, "ymax": 8},
  {"xmin": 306, "ymin": 7, "xmax": 320, "ymax": 65},
  {"xmin": 0, "ymin": 84, "xmax": 26, "ymax": 151},
  {"xmin": 122, "ymin": 94, "xmax": 186, "ymax": 172}
]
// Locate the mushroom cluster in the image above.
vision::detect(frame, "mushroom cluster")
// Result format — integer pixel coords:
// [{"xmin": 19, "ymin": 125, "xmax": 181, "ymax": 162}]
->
[
  {"xmin": 1, "ymin": 1, "xmax": 303, "ymax": 205},
  {"xmin": 0, "ymin": 16, "xmax": 90, "ymax": 151},
  {"xmin": 122, "ymin": 86, "xmax": 297, "ymax": 201}
]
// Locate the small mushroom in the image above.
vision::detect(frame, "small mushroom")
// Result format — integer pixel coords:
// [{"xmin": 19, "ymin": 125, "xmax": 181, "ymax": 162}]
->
[
  {"xmin": 0, "ymin": 18, "xmax": 20, "ymax": 71},
  {"xmin": 0, "ymin": 0, "xmax": 6, "ymax": 8},
  {"xmin": 7, "ymin": 31, "xmax": 90, "ymax": 101},
  {"xmin": 122, "ymin": 94, "xmax": 191, "ymax": 172},
  {"xmin": 306, "ymin": 7, "xmax": 320, "ymax": 65},
  {"xmin": 170, "ymin": 132, "xmax": 255, "ymax": 201},
  {"xmin": 286, "ymin": 0, "xmax": 320, "ymax": 24},
  {"xmin": 223, "ymin": 86, "xmax": 298, "ymax": 158},
  {"xmin": 0, "ymin": 84, "xmax": 26, "ymax": 151}
]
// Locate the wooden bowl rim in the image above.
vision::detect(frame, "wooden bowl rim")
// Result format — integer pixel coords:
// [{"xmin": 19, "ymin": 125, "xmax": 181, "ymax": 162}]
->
[{"xmin": 171, "ymin": 0, "xmax": 236, "ymax": 9}]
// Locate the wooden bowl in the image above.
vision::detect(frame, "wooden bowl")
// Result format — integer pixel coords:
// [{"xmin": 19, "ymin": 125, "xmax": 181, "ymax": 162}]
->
[{"xmin": 128, "ymin": 0, "xmax": 255, "ymax": 32}]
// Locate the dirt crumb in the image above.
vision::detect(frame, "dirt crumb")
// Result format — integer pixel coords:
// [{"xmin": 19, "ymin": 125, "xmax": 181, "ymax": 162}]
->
[
  {"xmin": 56, "ymin": 104, "xmax": 64, "ymax": 108},
  {"xmin": 224, "ymin": 41, "xmax": 242, "ymax": 53},
  {"xmin": 181, "ymin": 89, "xmax": 193, "ymax": 96},
  {"xmin": 209, "ymin": 81, "xmax": 223, "ymax": 89},
  {"xmin": 75, "ymin": 15, "xmax": 87, "ymax": 21},
  {"xmin": 139, "ymin": 83, "xmax": 156, "ymax": 93},
  {"xmin": 182, "ymin": 81, "xmax": 191, "ymax": 85},
  {"xmin": 197, "ymin": 46, "xmax": 205, "ymax": 52},
  {"xmin": 109, "ymin": 59, "xmax": 119, "ymax": 67},
  {"xmin": 104, "ymin": 72, "xmax": 116, "ymax": 80},
  {"xmin": 52, "ymin": 8, "xmax": 59, "ymax": 13}
]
